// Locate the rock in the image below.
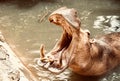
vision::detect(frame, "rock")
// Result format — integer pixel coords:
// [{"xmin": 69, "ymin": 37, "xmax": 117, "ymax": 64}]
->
[{"xmin": 0, "ymin": 32, "xmax": 37, "ymax": 81}]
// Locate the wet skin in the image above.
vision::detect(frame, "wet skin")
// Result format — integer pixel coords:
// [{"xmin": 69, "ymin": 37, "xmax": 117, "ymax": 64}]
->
[{"xmin": 39, "ymin": 7, "xmax": 120, "ymax": 76}]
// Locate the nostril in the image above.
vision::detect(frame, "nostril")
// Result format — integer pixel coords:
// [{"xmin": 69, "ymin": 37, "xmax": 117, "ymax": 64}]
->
[{"xmin": 49, "ymin": 18, "xmax": 53, "ymax": 22}]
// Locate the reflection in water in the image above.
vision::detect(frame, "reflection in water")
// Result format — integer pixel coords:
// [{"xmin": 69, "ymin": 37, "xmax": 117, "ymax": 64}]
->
[
  {"xmin": 70, "ymin": 73, "xmax": 101, "ymax": 81},
  {"xmin": 0, "ymin": 0, "xmax": 120, "ymax": 81}
]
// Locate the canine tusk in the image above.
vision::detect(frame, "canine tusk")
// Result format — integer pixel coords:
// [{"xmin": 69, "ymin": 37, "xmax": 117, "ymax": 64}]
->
[{"xmin": 40, "ymin": 44, "xmax": 45, "ymax": 58}]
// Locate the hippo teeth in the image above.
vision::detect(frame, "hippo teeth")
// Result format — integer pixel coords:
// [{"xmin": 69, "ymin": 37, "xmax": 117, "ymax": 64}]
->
[
  {"xmin": 44, "ymin": 62, "xmax": 51, "ymax": 68},
  {"xmin": 48, "ymin": 67, "xmax": 61, "ymax": 73},
  {"xmin": 37, "ymin": 59, "xmax": 45, "ymax": 66},
  {"xmin": 40, "ymin": 44, "xmax": 45, "ymax": 58},
  {"xmin": 37, "ymin": 59, "xmax": 51, "ymax": 68}
]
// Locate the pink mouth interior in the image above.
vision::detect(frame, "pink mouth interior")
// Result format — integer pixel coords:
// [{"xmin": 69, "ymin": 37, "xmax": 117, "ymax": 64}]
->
[
  {"xmin": 38, "ymin": 13, "xmax": 75, "ymax": 74},
  {"xmin": 38, "ymin": 27, "xmax": 73, "ymax": 74}
]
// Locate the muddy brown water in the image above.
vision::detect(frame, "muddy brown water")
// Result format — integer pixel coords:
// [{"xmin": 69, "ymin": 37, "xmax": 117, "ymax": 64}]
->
[{"xmin": 0, "ymin": 0, "xmax": 120, "ymax": 81}]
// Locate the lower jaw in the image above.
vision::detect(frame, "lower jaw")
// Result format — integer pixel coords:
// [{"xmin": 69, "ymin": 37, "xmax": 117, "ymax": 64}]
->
[
  {"xmin": 39, "ymin": 31, "xmax": 72, "ymax": 73},
  {"xmin": 37, "ymin": 59, "xmax": 68, "ymax": 74},
  {"xmin": 39, "ymin": 50, "xmax": 69, "ymax": 74}
]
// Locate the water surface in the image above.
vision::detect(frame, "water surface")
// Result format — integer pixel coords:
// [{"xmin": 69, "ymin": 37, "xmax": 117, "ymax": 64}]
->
[{"xmin": 0, "ymin": 0, "xmax": 120, "ymax": 81}]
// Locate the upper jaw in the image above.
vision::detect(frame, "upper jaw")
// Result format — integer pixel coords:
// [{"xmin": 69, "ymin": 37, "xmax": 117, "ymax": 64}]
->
[{"xmin": 49, "ymin": 14, "xmax": 75, "ymax": 36}]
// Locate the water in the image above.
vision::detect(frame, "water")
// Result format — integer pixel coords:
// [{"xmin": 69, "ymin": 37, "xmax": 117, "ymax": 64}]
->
[{"xmin": 0, "ymin": 0, "xmax": 120, "ymax": 81}]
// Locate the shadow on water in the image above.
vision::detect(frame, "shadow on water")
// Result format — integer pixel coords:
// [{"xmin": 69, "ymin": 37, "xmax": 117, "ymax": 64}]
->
[
  {"xmin": 69, "ymin": 65, "xmax": 120, "ymax": 81},
  {"xmin": 112, "ymin": 0, "xmax": 120, "ymax": 4},
  {"xmin": 70, "ymin": 72, "xmax": 101, "ymax": 81},
  {"xmin": 0, "ymin": 0, "xmax": 57, "ymax": 9}
]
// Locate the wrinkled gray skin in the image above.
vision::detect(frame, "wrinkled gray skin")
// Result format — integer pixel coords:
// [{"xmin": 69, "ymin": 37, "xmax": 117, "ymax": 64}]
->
[{"xmin": 39, "ymin": 7, "xmax": 120, "ymax": 76}]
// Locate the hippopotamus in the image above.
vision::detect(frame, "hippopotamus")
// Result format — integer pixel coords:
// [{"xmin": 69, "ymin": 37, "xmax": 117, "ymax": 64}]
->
[{"xmin": 39, "ymin": 7, "xmax": 120, "ymax": 76}]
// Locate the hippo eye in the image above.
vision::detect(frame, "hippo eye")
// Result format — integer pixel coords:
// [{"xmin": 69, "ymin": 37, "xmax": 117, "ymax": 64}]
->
[
  {"xmin": 87, "ymin": 31, "xmax": 90, "ymax": 36},
  {"xmin": 84, "ymin": 29, "xmax": 90, "ymax": 36}
]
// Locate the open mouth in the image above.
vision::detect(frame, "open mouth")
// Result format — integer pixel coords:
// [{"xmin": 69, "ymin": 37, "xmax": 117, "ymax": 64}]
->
[
  {"xmin": 38, "ymin": 14, "xmax": 73, "ymax": 74},
  {"xmin": 38, "ymin": 7, "xmax": 81, "ymax": 74}
]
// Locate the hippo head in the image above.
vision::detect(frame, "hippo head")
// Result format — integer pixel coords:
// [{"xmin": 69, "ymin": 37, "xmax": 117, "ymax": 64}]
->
[{"xmin": 39, "ymin": 7, "xmax": 90, "ymax": 74}]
